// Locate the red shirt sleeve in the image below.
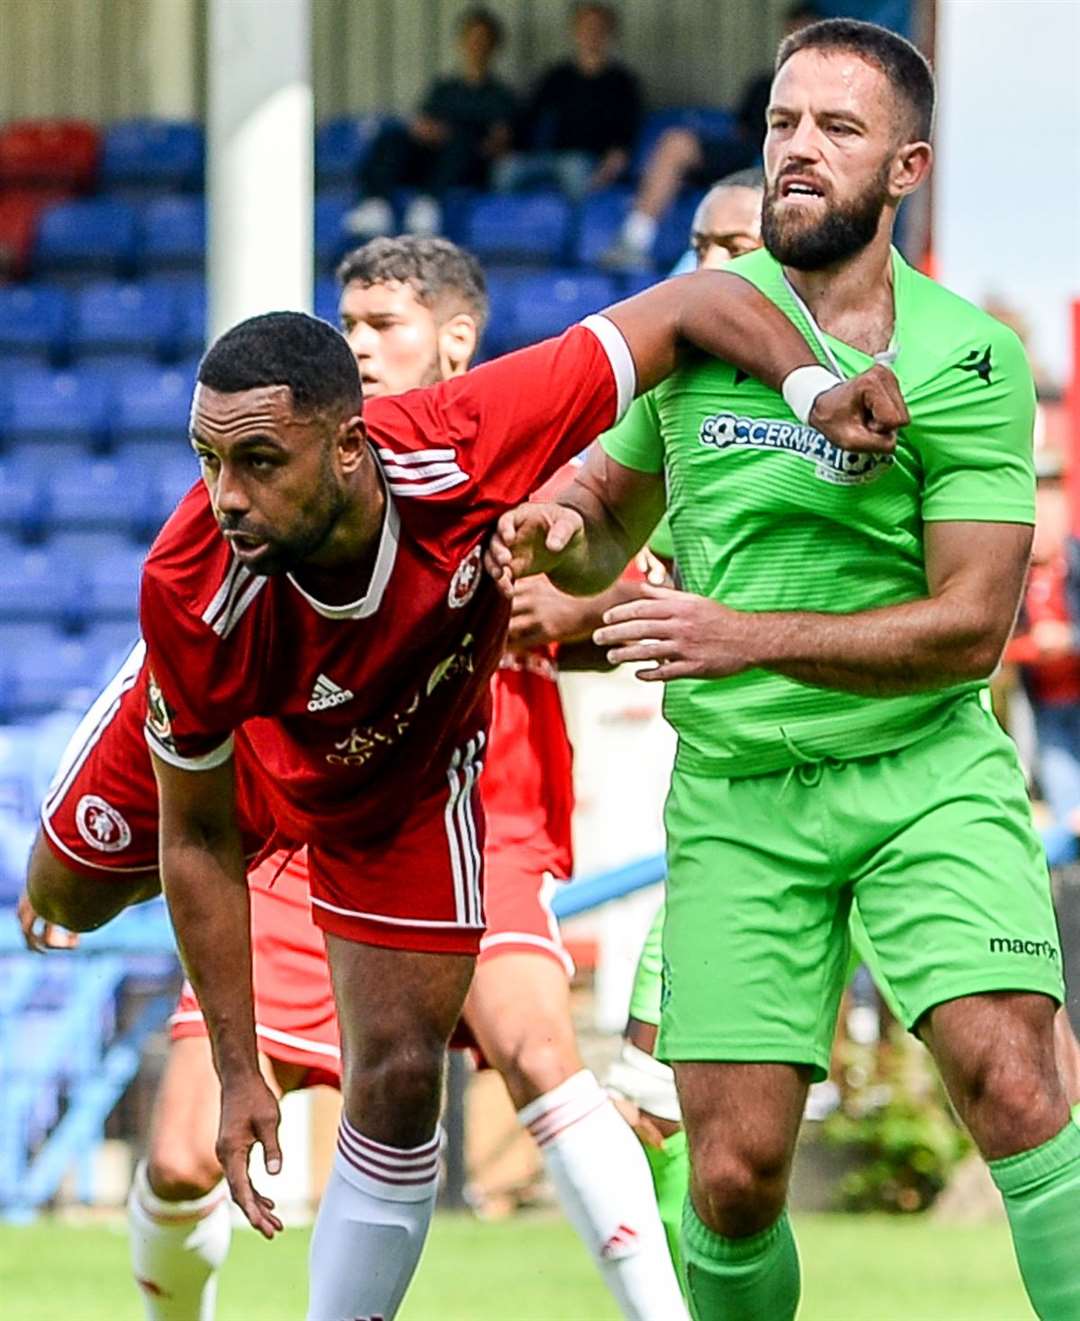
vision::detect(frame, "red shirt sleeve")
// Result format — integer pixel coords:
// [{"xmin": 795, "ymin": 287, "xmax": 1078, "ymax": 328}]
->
[
  {"xmin": 364, "ymin": 319, "xmax": 635, "ymax": 517},
  {"xmin": 139, "ymin": 569, "xmax": 252, "ymax": 770}
]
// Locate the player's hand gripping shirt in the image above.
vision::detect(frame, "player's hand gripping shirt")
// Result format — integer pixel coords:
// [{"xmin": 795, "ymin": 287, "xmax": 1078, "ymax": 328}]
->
[
  {"xmin": 139, "ymin": 322, "xmax": 633, "ymax": 847},
  {"xmin": 601, "ymin": 247, "xmax": 1037, "ymax": 777}
]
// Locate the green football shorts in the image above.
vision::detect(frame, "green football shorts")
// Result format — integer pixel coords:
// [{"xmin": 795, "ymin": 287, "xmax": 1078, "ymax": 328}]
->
[{"xmin": 656, "ymin": 695, "xmax": 1064, "ymax": 1079}]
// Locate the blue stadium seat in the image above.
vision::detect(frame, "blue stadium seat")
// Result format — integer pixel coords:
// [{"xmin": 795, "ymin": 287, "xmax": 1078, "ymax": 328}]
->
[
  {"xmin": 0, "ymin": 456, "xmax": 45, "ymax": 538},
  {"xmin": 4, "ymin": 368, "xmax": 112, "ymax": 451},
  {"xmin": 173, "ymin": 281, "xmax": 208, "ymax": 359},
  {"xmin": 6, "ymin": 629, "xmax": 105, "ymax": 716},
  {"xmin": 113, "ymin": 363, "xmax": 197, "ymax": 448},
  {"xmin": 147, "ymin": 452, "xmax": 201, "ymax": 530},
  {"xmin": 314, "ymin": 276, "xmax": 340, "ymax": 324},
  {"xmin": 463, "ymin": 193, "xmax": 572, "ymax": 264},
  {"xmin": 101, "ymin": 120, "xmax": 204, "ymax": 194},
  {"xmin": 479, "ymin": 267, "xmax": 529, "ymax": 358},
  {"xmin": 0, "ymin": 544, "xmax": 83, "ymax": 627},
  {"xmin": 315, "ymin": 192, "xmax": 352, "ymax": 272},
  {"xmin": 84, "ymin": 621, "xmax": 141, "ymax": 677},
  {"xmin": 137, "ymin": 196, "xmax": 206, "ymax": 276},
  {"xmin": 315, "ymin": 115, "xmax": 387, "ymax": 188},
  {"xmin": 81, "ymin": 539, "xmax": 146, "ymax": 620},
  {"xmin": 575, "ymin": 189, "xmax": 633, "ymax": 266},
  {"xmin": 508, "ymin": 271, "xmax": 616, "ymax": 349},
  {"xmin": 70, "ymin": 281, "xmax": 180, "ymax": 365},
  {"xmin": 33, "ymin": 199, "xmax": 139, "ymax": 280},
  {"xmin": 0, "ymin": 284, "xmax": 70, "ymax": 367},
  {"xmin": 44, "ymin": 460, "xmax": 154, "ymax": 537},
  {"xmin": 630, "ymin": 106, "xmax": 738, "ymax": 176},
  {"xmin": 655, "ymin": 192, "xmax": 701, "ymax": 269}
]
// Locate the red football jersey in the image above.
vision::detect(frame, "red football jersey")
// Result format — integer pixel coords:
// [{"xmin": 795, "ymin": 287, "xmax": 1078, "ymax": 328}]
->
[{"xmin": 139, "ymin": 321, "xmax": 633, "ymax": 850}]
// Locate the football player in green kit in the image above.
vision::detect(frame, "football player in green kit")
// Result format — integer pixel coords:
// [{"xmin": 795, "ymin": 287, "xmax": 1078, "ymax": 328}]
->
[{"xmin": 488, "ymin": 19, "xmax": 1080, "ymax": 1321}]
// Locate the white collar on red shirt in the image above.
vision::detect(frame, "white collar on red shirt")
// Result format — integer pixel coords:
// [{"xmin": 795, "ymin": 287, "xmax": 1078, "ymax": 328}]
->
[{"xmin": 286, "ymin": 470, "xmax": 401, "ymax": 621}]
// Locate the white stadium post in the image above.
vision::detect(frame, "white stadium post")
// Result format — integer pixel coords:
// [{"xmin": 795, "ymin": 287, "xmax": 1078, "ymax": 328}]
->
[{"xmin": 207, "ymin": 0, "xmax": 313, "ymax": 337}]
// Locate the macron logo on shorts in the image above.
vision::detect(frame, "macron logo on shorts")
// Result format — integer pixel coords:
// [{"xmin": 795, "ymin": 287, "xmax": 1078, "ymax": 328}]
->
[{"xmin": 308, "ymin": 673, "xmax": 355, "ymax": 713}]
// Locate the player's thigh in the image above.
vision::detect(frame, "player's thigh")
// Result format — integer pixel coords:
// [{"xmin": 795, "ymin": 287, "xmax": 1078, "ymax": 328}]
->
[
  {"xmin": 658, "ymin": 766, "xmax": 850, "ymax": 1081},
  {"xmin": 850, "ymin": 700, "xmax": 1064, "ymax": 1032},
  {"xmin": 464, "ymin": 950, "xmax": 580, "ymax": 1101}
]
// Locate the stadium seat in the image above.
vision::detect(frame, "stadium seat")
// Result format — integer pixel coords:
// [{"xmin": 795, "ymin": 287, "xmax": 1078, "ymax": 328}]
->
[
  {"xmin": 6, "ymin": 629, "xmax": 104, "ymax": 716},
  {"xmin": 575, "ymin": 189, "xmax": 634, "ymax": 266},
  {"xmin": 100, "ymin": 119, "xmax": 204, "ymax": 194},
  {"xmin": 43, "ymin": 461, "xmax": 154, "ymax": 538},
  {"xmin": 70, "ymin": 281, "xmax": 180, "ymax": 366},
  {"xmin": 0, "ymin": 120, "xmax": 100, "ymax": 191},
  {"xmin": 479, "ymin": 267, "xmax": 529, "ymax": 358},
  {"xmin": 462, "ymin": 193, "xmax": 572, "ymax": 264},
  {"xmin": 85, "ymin": 621, "xmax": 141, "ymax": 676},
  {"xmin": 0, "ymin": 190, "xmax": 71, "ymax": 279},
  {"xmin": 315, "ymin": 115, "xmax": 387, "ymax": 189},
  {"xmin": 173, "ymin": 281, "xmax": 208, "ymax": 359},
  {"xmin": 630, "ymin": 106, "xmax": 738, "ymax": 177},
  {"xmin": 113, "ymin": 363, "xmax": 197, "ymax": 448},
  {"xmin": 147, "ymin": 452, "xmax": 202, "ymax": 530},
  {"xmin": 314, "ymin": 275, "xmax": 340, "ymax": 323},
  {"xmin": 85, "ymin": 545, "xmax": 146, "ymax": 621},
  {"xmin": 33, "ymin": 198, "xmax": 139, "ymax": 280},
  {"xmin": 508, "ymin": 271, "xmax": 616, "ymax": 349},
  {"xmin": 4, "ymin": 368, "xmax": 112, "ymax": 451},
  {"xmin": 0, "ymin": 284, "xmax": 70, "ymax": 367},
  {"xmin": 315, "ymin": 192, "xmax": 353, "ymax": 272},
  {"xmin": 0, "ymin": 457, "xmax": 46, "ymax": 539},
  {"xmin": 655, "ymin": 192, "xmax": 701, "ymax": 269},
  {"xmin": 137, "ymin": 195, "xmax": 206, "ymax": 276},
  {"xmin": 0, "ymin": 544, "xmax": 84, "ymax": 627}
]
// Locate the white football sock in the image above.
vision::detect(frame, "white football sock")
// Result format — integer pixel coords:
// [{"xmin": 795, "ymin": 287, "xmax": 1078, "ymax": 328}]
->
[
  {"xmin": 127, "ymin": 1159, "xmax": 232, "ymax": 1321},
  {"xmin": 519, "ymin": 1070, "xmax": 688, "ymax": 1320},
  {"xmin": 307, "ymin": 1117, "xmax": 441, "ymax": 1321},
  {"xmin": 622, "ymin": 211, "xmax": 658, "ymax": 254}
]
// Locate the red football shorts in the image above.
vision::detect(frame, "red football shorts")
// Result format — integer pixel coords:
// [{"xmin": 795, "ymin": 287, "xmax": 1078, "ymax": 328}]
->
[
  {"xmin": 479, "ymin": 838, "xmax": 574, "ymax": 976},
  {"xmin": 171, "ymin": 849, "xmax": 341, "ymax": 1087}
]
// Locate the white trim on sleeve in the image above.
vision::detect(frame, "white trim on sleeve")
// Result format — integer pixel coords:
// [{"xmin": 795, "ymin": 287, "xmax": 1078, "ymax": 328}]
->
[
  {"xmin": 581, "ymin": 314, "xmax": 636, "ymax": 425},
  {"xmin": 144, "ymin": 726, "xmax": 235, "ymax": 772}
]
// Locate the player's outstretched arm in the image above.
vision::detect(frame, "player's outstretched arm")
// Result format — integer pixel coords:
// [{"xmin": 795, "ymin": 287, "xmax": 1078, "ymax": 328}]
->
[
  {"xmin": 486, "ymin": 444, "xmax": 665, "ymax": 599},
  {"xmin": 604, "ymin": 270, "xmax": 908, "ymax": 455},
  {"xmin": 150, "ymin": 750, "xmax": 284, "ymax": 1239},
  {"xmin": 594, "ymin": 520, "xmax": 1033, "ymax": 692}
]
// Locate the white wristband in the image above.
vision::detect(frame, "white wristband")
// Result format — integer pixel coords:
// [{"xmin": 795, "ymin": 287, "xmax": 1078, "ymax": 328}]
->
[{"xmin": 781, "ymin": 365, "xmax": 841, "ymax": 425}]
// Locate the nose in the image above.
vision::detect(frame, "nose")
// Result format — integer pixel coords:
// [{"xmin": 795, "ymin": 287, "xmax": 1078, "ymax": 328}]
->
[
  {"xmin": 783, "ymin": 112, "xmax": 823, "ymax": 165},
  {"xmin": 346, "ymin": 320, "xmax": 379, "ymax": 365},
  {"xmin": 213, "ymin": 463, "xmax": 250, "ymax": 516}
]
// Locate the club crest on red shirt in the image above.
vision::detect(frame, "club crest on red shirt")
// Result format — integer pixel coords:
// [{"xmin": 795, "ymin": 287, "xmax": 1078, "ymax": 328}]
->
[{"xmin": 448, "ymin": 543, "xmax": 483, "ymax": 609}]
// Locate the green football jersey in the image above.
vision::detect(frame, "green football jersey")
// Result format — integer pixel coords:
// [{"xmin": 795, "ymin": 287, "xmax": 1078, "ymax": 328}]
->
[{"xmin": 600, "ymin": 247, "xmax": 1036, "ymax": 777}]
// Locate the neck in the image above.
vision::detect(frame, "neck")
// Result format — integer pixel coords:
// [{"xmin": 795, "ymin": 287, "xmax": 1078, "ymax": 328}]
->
[
  {"xmin": 293, "ymin": 450, "xmax": 386, "ymax": 602},
  {"xmin": 577, "ymin": 51, "xmax": 607, "ymax": 74},
  {"xmin": 782, "ymin": 217, "xmax": 897, "ymax": 355},
  {"xmin": 462, "ymin": 59, "xmax": 488, "ymax": 84}
]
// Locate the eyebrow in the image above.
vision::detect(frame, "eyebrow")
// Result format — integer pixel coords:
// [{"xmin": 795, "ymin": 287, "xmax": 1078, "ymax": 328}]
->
[
  {"xmin": 768, "ymin": 102, "xmax": 870, "ymax": 131},
  {"xmin": 189, "ymin": 432, "xmax": 288, "ymax": 453}
]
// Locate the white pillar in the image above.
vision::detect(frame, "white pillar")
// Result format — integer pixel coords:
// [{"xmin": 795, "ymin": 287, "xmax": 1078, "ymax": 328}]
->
[
  {"xmin": 207, "ymin": 0, "xmax": 313, "ymax": 339},
  {"xmin": 143, "ymin": 0, "xmax": 199, "ymax": 120}
]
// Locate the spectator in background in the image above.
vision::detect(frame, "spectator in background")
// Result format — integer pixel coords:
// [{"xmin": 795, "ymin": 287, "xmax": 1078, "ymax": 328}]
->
[
  {"xmin": 1006, "ymin": 453, "xmax": 1080, "ymax": 862},
  {"xmin": 601, "ymin": 2, "xmax": 821, "ymax": 271},
  {"xmin": 495, "ymin": 3, "xmax": 642, "ymax": 200},
  {"xmin": 347, "ymin": 7, "xmax": 516, "ymax": 240}
]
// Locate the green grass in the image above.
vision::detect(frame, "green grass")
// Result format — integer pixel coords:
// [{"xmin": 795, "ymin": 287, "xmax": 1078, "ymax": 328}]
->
[{"xmin": 0, "ymin": 1212, "xmax": 1034, "ymax": 1320}]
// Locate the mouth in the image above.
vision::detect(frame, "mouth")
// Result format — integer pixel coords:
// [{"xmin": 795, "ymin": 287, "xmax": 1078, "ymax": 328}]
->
[
  {"xmin": 778, "ymin": 176, "xmax": 826, "ymax": 201},
  {"xmin": 224, "ymin": 530, "xmax": 271, "ymax": 563}
]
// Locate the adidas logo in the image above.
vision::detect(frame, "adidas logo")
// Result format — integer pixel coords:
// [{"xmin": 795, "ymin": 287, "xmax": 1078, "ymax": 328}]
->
[
  {"xmin": 600, "ymin": 1224, "xmax": 640, "ymax": 1260},
  {"xmin": 307, "ymin": 673, "xmax": 354, "ymax": 712}
]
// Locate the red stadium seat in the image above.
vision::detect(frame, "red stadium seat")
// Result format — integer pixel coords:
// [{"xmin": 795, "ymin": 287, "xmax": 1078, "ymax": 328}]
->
[
  {"xmin": 0, "ymin": 120, "xmax": 101, "ymax": 191},
  {"xmin": 0, "ymin": 189, "xmax": 71, "ymax": 277}
]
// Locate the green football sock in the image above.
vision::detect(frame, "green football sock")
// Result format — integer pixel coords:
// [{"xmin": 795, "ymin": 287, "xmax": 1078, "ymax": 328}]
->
[
  {"xmin": 680, "ymin": 1199, "xmax": 800, "ymax": 1321},
  {"xmin": 989, "ymin": 1120, "xmax": 1080, "ymax": 1319},
  {"xmin": 643, "ymin": 1130, "xmax": 689, "ymax": 1282}
]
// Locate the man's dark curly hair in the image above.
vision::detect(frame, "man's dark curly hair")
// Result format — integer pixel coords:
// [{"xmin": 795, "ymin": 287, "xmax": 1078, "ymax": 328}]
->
[
  {"xmin": 777, "ymin": 18, "xmax": 935, "ymax": 142},
  {"xmin": 198, "ymin": 311, "xmax": 361, "ymax": 416},
  {"xmin": 337, "ymin": 236, "xmax": 489, "ymax": 333}
]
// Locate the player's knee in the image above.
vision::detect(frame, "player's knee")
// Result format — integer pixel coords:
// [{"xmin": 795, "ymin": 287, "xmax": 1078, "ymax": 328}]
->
[
  {"xmin": 146, "ymin": 1142, "xmax": 223, "ymax": 1202},
  {"xmin": 691, "ymin": 1137, "xmax": 791, "ymax": 1238},
  {"xmin": 344, "ymin": 1033, "xmax": 445, "ymax": 1145},
  {"xmin": 954, "ymin": 1049, "xmax": 1060, "ymax": 1153},
  {"xmin": 500, "ymin": 1031, "xmax": 579, "ymax": 1108}
]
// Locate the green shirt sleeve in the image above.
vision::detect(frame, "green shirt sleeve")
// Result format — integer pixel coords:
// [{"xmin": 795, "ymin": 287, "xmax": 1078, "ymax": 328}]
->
[
  {"xmin": 648, "ymin": 513, "xmax": 674, "ymax": 561},
  {"xmin": 915, "ymin": 323, "xmax": 1036, "ymax": 524},
  {"xmin": 599, "ymin": 389, "xmax": 664, "ymax": 474}
]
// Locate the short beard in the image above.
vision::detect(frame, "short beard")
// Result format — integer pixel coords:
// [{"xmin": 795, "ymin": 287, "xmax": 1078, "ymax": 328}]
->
[{"xmin": 762, "ymin": 166, "xmax": 891, "ymax": 271}]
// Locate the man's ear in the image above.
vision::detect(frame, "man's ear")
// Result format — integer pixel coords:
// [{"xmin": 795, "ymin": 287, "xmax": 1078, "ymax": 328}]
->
[
  {"xmin": 336, "ymin": 412, "xmax": 368, "ymax": 474},
  {"xmin": 890, "ymin": 139, "xmax": 932, "ymax": 201},
  {"xmin": 438, "ymin": 313, "xmax": 479, "ymax": 379}
]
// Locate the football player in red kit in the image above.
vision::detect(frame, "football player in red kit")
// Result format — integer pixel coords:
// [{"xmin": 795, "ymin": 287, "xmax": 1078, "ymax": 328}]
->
[{"xmin": 27, "ymin": 258, "xmax": 905, "ymax": 1319}]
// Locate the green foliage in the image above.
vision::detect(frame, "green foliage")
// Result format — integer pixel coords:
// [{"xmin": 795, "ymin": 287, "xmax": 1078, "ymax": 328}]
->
[{"xmin": 821, "ymin": 1033, "xmax": 971, "ymax": 1214}]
